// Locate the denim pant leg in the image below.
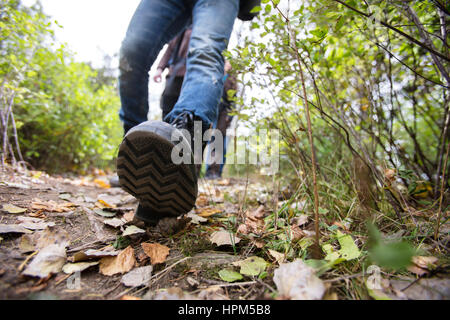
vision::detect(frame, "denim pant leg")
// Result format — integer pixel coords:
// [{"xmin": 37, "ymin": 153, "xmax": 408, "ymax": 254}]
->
[
  {"xmin": 164, "ymin": 0, "xmax": 239, "ymax": 128},
  {"xmin": 119, "ymin": 0, "xmax": 191, "ymax": 132}
]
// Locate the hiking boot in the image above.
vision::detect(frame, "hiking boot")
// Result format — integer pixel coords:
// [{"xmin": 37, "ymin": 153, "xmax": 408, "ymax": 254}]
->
[{"xmin": 116, "ymin": 119, "xmax": 199, "ymax": 225}]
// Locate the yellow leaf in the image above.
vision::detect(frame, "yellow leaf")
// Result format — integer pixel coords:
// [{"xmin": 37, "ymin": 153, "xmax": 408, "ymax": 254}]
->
[
  {"xmin": 2, "ymin": 203, "xmax": 27, "ymax": 214},
  {"xmin": 94, "ymin": 179, "xmax": 110, "ymax": 189},
  {"xmin": 196, "ymin": 207, "xmax": 222, "ymax": 217}
]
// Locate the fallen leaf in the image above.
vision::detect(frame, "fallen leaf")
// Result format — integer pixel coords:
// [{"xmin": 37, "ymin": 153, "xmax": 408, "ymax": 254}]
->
[
  {"xmin": 99, "ymin": 246, "xmax": 136, "ymax": 276},
  {"xmin": 121, "ymin": 265, "xmax": 153, "ymax": 287},
  {"xmin": 120, "ymin": 295, "xmax": 142, "ymax": 300},
  {"xmin": 209, "ymin": 230, "xmax": 241, "ymax": 247},
  {"xmin": 23, "ymin": 244, "xmax": 67, "ymax": 278},
  {"xmin": 196, "ymin": 207, "xmax": 222, "ymax": 217},
  {"xmin": 186, "ymin": 211, "xmax": 207, "ymax": 224},
  {"xmin": 385, "ymin": 169, "xmax": 396, "ymax": 181},
  {"xmin": 103, "ymin": 218, "xmax": 126, "ymax": 228},
  {"xmin": 58, "ymin": 193, "xmax": 72, "ymax": 201},
  {"xmin": 336, "ymin": 231, "xmax": 360, "ymax": 260},
  {"xmin": 94, "ymin": 179, "xmax": 110, "ymax": 189},
  {"xmin": 141, "ymin": 243, "xmax": 170, "ymax": 265},
  {"xmin": 292, "ymin": 215, "xmax": 309, "ymax": 227},
  {"xmin": 218, "ymin": 269, "xmax": 243, "ymax": 282},
  {"xmin": 31, "ymin": 199, "xmax": 77, "ymax": 213},
  {"xmin": 122, "ymin": 225, "xmax": 146, "ymax": 237},
  {"xmin": 0, "ymin": 224, "xmax": 33, "ymax": 234},
  {"xmin": 19, "ymin": 234, "xmax": 36, "ymax": 253},
  {"xmin": 232, "ymin": 256, "xmax": 267, "ymax": 277},
  {"xmin": 273, "ymin": 259, "xmax": 326, "ymax": 300},
  {"xmin": 407, "ymin": 256, "xmax": 438, "ymax": 275},
  {"xmin": 35, "ymin": 227, "xmax": 70, "ymax": 248},
  {"xmin": 195, "ymin": 194, "xmax": 209, "ymax": 207},
  {"xmin": 268, "ymin": 249, "xmax": 285, "ymax": 265},
  {"xmin": 69, "ymin": 248, "xmax": 119, "ymax": 263},
  {"xmin": 151, "ymin": 287, "xmax": 196, "ymax": 300},
  {"xmin": 2, "ymin": 203, "xmax": 27, "ymax": 214},
  {"xmin": 97, "ymin": 194, "xmax": 121, "ymax": 207},
  {"xmin": 411, "ymin": 256, "xmax": 438, "ymax": 270},
  {"xmin": 62, "ymin": 261, "xmax": 99, "ymax": 274},
  {"xmin": 407, "ymin": 264, "xmax": 429, "ymax": 276},
  {"xmin": 122, "ymin": 211, "xmax": 135, "ymax": 223},
  {"xmin": 94, "ymin": 208, "xmax": 116, "ymax": 218},
  {"xmin": 289, "ymin": 225, "xmax": 305, "ymax": 241},
  {"xmin": 216, "ymin": 179, "xmax": 230, "ymax": 186},
  {"xmin": 18, "ymin": 216, "xmax": 55, "ymax": 230},
  {"xmin": 237, "ymin": 224, "xmax": 249, "ymax": 235}
]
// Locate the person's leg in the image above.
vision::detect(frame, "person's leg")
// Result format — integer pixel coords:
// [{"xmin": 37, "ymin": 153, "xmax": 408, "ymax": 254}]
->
[
  {"xmin": 119, "ymin": 0, "xmax": 190, "ymax": 133},
  {"xmin": 160, "ymin": 76, "xmax": 184, "ymax": 120},
  {"xmin": 164, "ymin": 0, "xmax": 239, "ymax": 129},
  {"xmin": 205, "ymin": 104, "xmax": 228, "ymax": 178}
]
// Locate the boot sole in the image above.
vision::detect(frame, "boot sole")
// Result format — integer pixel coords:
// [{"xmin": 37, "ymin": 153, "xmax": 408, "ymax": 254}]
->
[{"xmin": 116, "ymin": 121, "xmax": 198, "ymax": 223}]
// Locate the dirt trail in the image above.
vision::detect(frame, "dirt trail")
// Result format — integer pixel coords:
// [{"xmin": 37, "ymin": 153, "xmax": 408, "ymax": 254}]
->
[{"xmin": 0, "ymin": 167, "xmax": 274, "ymax": 300}]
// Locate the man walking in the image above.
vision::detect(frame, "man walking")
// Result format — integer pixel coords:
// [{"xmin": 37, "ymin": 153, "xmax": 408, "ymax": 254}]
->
[{"xmin": 116, "ymin": 0, "xmax": 257, "ymax": 227}]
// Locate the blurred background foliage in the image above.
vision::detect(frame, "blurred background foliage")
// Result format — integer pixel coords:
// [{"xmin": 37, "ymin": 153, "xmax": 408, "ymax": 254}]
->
[
  {"xmin": 225, "ymin": 0, "xmax": 449, "ymax": 221},
  {"xmin": 0, "ymin": 0, "xmax": 122, "ymax": 173}
]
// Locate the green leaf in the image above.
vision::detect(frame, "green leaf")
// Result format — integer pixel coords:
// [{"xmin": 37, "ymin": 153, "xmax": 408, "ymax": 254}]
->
[
  {"xmin": 218, "ymin": 269, "xmax": 243, "ymax": 282},
  {"xmin": 94, "ymin": 208, "xmax": 116, "ymax": 218},
  {"xmin": 250, "ymin": 6, "xmax": 262, "ymax": 13},
  {"xmin": 233, "ymin": 256, "xmax": 268, "ymax": 277},
  {"xmin": 323, "ymin": 244, "xmax": 340, "ymax": 261},
  {"xmin": 336, "ymin": 231, "xmax": 360, "ymax": 260}
]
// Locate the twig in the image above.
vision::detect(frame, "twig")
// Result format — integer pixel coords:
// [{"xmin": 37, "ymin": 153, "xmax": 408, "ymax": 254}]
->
[
  {"xmin": 198, "ymin": 281, "xmax": 257, "ymax": 289},
  {"xmin": 18, "ymin": 250, "xmax": 38, "ymax": 272},
  {"xmin": 279, "ymin": 6, "xmax": 322, "ymax": 258},
  {"xmin": 434, "ymin": 141, "xmax": 450, "ymax": 240}
]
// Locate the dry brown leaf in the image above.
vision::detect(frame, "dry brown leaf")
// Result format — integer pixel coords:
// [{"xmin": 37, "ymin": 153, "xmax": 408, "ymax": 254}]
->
[
  {"xmin": 23, "ymin": 244, "xmax": 67, "ymax": 278},
  {"xmin": 237, "ymin": 224, "xmax": 249, "ymax": 235},
  {"xmin": 99, "ymin": 246, "xmax": 136, "ymax": 276},
  {"xmin": 252, "ymin": 239, "xmax": 265, "ymax": 248},
  {"xmin": 69, "ymin": 248, "xmax": 119, "ymax": 263},
  {"xmin": 292, "ymin": 215, "xmax": 309, "ymax": 227},
  {"xmin": 19, "ymin": 227, "xmax": 69, "ymax": 253},
  {"xmin": 268, "ymin": 249, "xmax": 285, "ymax": 265},
  {"xmin": 289, "ymin": 225, "xmax": 305, "ymax": 242},
  {"xmin": 31, "ymin": 199, "xmax": 77, "ymax": 213},
  {"xmin": 209, "ymin": 230, "xmax": 241, "ymax": 247},
  {"xmin": 216, "ymin": 179, "xmax": 230, "ymax": 186},
  {"xmin": 123, "ymin": 211, "xmax": 135, "ymax": 223},
  {"xmin": 385, "ymin": 169, "xmax": 396, "ymax": 181},
  {"xmin": 247, "ymin": 205, "xmax": 266, "ymax": 220},
  {"xmin": 141, "ymin": 243, "xmax": 170, "ymax": 265},
  {"xmin": 412, "ymin": 256, "xmax": 438, "ymax": 270},
  {"xmin": 196, "ymin": 207, "xmax": 222, "ymax": 217},
  {"xmin": 195, "ymin": 194, "xmax": 209, "ymax": 207},
  {"xmin": 407, "ymin": 265, "xmax": 428, "ymax": 276}
]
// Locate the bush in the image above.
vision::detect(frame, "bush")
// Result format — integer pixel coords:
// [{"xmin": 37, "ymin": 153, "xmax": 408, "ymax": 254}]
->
[{"xmin": 0, "ymin": 0, "xmax": 122, "ymax": 172}]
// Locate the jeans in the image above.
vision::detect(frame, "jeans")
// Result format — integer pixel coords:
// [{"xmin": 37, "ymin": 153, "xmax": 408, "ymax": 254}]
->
[{"xmin": 118, "ymin": 0, "xmax": 239, "ymax": 132}]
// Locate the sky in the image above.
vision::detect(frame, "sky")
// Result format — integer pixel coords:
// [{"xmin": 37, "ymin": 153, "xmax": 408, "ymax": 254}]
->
[{"xmin": 23, "ymin": 0, "xmax": 141, "ymax": 67}]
